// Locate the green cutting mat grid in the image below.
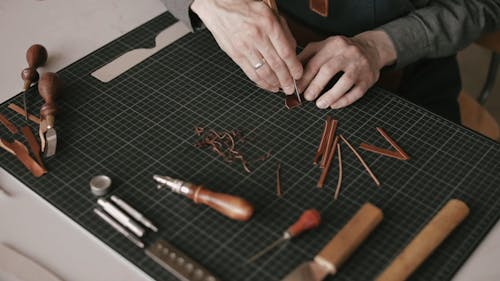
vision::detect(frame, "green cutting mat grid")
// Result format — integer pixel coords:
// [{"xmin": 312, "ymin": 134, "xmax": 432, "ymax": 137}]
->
[{"xmin": 1, "ymin": 12, "xmax": 499, "ymax": 281}]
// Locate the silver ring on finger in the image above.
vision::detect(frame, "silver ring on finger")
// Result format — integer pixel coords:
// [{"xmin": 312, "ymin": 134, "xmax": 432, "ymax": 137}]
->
[{"xmin": 253, "ymin": 59, "xmax": 266, "ymax": 70}]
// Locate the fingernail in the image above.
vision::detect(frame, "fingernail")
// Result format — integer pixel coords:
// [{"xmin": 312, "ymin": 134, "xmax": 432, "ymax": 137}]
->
[
  {"xmin": 284, "ymin": 87, "xmax": 294, "ymax": 95},
  {"xmin": 317, "ymin": 100, "xmax": 328, "ymax": 109}
]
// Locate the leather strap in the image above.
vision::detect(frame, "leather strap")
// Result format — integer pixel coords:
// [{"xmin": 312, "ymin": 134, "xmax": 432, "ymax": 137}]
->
[
  {"xmin": 309, "ymin": 0, "xmax": 329, "ymax": 17},
  {"xmin": 8, "ymin": 103, "xmax": 41, "ymax": 124},
  {"xmin": 0, "ymin": 113, "xmax": 18, "ymax": 134},
  {"xmin": 21, "ymin": 126, "xmax": 46, "ymax": 169},
  {"xmin": 0, "ymin": 138, "xmax": 15, "ymax": 155},
  {"xmin": 1, "ymin": 139, "xmax": 47, "ymax": 177}
]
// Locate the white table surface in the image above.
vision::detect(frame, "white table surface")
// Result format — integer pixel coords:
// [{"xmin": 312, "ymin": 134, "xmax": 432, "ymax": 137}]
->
[{"xmin": 0, "ymin": 1, "xmax": 499, "ymax": 280}]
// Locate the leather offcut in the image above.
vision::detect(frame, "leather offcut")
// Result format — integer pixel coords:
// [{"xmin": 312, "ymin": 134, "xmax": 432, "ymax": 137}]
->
[{"xmin": 309, "ymin": 0, "xmax": 329, "ymax": 17}]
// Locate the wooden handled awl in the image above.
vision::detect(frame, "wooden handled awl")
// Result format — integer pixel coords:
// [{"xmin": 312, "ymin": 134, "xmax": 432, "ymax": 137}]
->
[
  {"xmin": 248, "ymin": 209, "xmax": 321, "ymax": 263},
  {"xmin": 376, "ymin": 199, "xmax": 470, "ymax": 281},
  {"xmin": 153, "ymin": 175, "xmax": 254, "ymax": 221},
  {"xmin": 21, "ymin": 44, "xmax": 48, "ymax": 120},
  {"xmin": 281, "ymin": 203, "xmax": 383, "ymax": 281},
  {"xmin": 38, "ymin": 72, "xmax": 62, "ymax": 157}
]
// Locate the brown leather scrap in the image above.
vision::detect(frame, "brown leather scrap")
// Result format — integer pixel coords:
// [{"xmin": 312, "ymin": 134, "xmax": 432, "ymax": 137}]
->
[
  {"xmin": 1, "ymin": 139, "xmax": 47, "ymax": 177},
  {"xmin": 0, "ymin": 138, "xmax": 15, "ymax": 155},
  {"xmin": 309, "ymin": 0, "xmax": 329, "ymax": 17},
  {"xmin": 313, "ymin": 115, "xmax": 332, "ymax": 165},
  {"xmin": 21, "ymin": 126, "xmax": 46, "ymax": 169},
  {"xmin": 0, "ymin": 114, "xmax": 18, "ymax": 134},
  {"xmin": 8, "ymin": 103, "xmax": 41, "ymax": 124},
  {"xmin": 358, "ymin": 127, "xmax": 410, "ymax": 160}
]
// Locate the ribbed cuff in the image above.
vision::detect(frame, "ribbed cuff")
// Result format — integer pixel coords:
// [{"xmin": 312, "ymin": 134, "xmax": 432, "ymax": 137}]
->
[{"xmin": 377, "ymin": 13, "xmax": 432, "ymax": 69}]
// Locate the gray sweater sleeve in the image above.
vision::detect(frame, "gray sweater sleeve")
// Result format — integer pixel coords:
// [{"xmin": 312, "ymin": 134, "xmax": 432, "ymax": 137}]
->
[
  {"xmin": 378, "ymin": 0, "xmax": 500, "ymax": 68},
  {"xmin": 159, "ymin": 0, "xmax": 200, "ymax": 31}
]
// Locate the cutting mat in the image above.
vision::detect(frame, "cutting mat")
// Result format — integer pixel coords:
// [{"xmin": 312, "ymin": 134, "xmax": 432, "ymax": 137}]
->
[{"xmin": 1, "ymin": 12, "xmax": 499, "ymax": 281}]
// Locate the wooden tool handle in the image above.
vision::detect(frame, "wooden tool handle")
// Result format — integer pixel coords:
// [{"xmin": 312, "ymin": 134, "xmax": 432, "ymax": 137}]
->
[
  {"xmin": 314, "ymin": 203, "xmax": 383, "ymax": 273},
  {"xmin": 26, "ymin": 44, "xmax": 48, "ymax": 68},
  {"xmin": 38, "ymin": 72, "xmax": 62, "ymax": 121},
  {"xmin": 192, "ymin": 186, "xmax": 254, "ymax": 221},
  {"xmin": 21, "ymin": 67, "xmax": 40, "ymax": 89},
  {"xmin": 375, "ymin": 199, "xmax": 469, "ymax": 281},
  {"xmin": 287, "ymin": 209, "xmax": 321, "ymax": 237}
]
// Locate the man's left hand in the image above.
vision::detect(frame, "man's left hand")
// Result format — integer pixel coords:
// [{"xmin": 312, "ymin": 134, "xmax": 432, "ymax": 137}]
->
[{"xmin": 297, "ymin": 30, "xmax": 397, "ymax": 109}]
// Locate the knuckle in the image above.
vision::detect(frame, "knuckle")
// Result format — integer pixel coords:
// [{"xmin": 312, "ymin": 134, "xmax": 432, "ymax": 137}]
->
[
  {"xmin": 332, "ymin": 36, "xmax": 348, "ymax": 46},
  {"xmin": 346, "ymin": 45, "xmax": 361, "ymax": 56},
  {"xmin": 246, "ymin": 26, "xmax": 261, "ymax": 38},
  {"xmin": 280, "ymin": 46, "xmax": 295, "ymax": 60},
  {"xmin": 321, "ymin": 62, "xmax": 336, "ymax": 74}
]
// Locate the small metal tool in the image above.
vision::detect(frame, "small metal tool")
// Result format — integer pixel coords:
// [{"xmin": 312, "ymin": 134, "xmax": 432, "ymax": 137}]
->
[
  {"xmin": 111, "ymin": 195, "xmax": 158, "ymax": 232},
  {"xmin": 146, "ymin": 239, "xmax": 220, "ymax": 281},
  {"xmin": 94, "ymin": 208, "xmax": 144, "ymax": 248},
  {"xmin": 90, "ymin": 175, "xmax": 112, "ymax": 196},
  {"xmin": 21, "ymin": 44, "xmax": 47, "ymax": 120},
  {"xmin": 247, "ymin": 209, "xmax": 321, "ymax": 263},
  {"xmin": 97, "ymin": 198, "xmax": 146, "ymax": 237},
  {"xmin": 264, "ymin": 0, "xmax": 302, "ymax": 108},
  {"xmin": 38, "ymin": 72, "xmax": 62, "ymax": 157},
  {"xmin": 153, "ymin": 175, "xmax": 254, "ymax": 221}
]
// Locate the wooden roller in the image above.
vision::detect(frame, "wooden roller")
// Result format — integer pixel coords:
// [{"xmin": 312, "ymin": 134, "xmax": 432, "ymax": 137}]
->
[{"xmin": 376, "ymin": 199, "xmax": 470, "ymax": 281}]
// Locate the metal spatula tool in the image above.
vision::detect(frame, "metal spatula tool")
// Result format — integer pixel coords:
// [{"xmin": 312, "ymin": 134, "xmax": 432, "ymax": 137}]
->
[{"xmin": 281, "ymin": 203, "xmax": 383, "ymax": 281}]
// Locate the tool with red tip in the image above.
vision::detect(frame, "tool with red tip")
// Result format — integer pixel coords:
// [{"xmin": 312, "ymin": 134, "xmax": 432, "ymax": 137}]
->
[
  {"xmin": 21, "ymin": 44, "xmax": 48, "ymax": 120},
  {"xmin": 247, "ymin": 209, "xmax": 321, "ymax": 263}
]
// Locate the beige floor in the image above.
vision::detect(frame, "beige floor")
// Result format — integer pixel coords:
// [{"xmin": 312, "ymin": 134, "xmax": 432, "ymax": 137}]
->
[{"xmin": 458, "ymin": 44, "xmax": 500, "ymax": 123}]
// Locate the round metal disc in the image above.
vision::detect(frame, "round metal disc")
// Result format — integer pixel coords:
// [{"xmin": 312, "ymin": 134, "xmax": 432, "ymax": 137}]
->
[{"xmin": 90, "ymin": 175, "xmax": 112, "ymax": 196}]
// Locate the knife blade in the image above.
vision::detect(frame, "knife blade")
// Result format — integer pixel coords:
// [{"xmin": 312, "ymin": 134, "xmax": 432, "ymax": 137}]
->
[{"xmin": 281, "ymin": 203, "xmax": 383, "ymax": 281}]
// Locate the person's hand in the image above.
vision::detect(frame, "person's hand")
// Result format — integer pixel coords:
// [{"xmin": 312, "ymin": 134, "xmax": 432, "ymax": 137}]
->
[
  {"xmin": 297, "ymin": 30, "xmax": 397, "ymax": 109},
  {"xmin": 191, "ymin": 0, "xmax": 302, "ymax": 94}
]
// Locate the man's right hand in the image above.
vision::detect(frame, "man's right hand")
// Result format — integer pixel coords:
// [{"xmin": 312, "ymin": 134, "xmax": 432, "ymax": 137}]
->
[{"xmin": 191, "ymin": 0, "xmax": 302, "ymax": 94}]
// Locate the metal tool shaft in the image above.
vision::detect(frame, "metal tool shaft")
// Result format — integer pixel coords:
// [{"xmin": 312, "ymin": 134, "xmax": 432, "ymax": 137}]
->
[
  {"xmin": 111, "ymin": 195, "xmax": 158, "ymax": 232},
  {"xmin": 153, "ymin": 175, "xmax": 254, "ymax": 221},
  {"xmin": 94, "ymin": 208, "xmax": 144, "ymax": 248}
]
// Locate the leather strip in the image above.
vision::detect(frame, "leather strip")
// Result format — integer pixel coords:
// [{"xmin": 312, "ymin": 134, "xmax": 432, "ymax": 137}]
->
[
  {"xmin": 0, "ymin": 138, "xmax": 15, "ymax": 155},
  {"xmin": 285, "ymin": 94, "xmax": 302, "ymax": 109},
  {"xmin": 340, "ymin": 135, "xmax": 381, "ymax": 187},
  {"xmin": 313, "ymin": 116, "xmax": 332, "ymax": 165},
  {"xmin": 0, "ymin": 114, "xmax": 18, "ymax": 134},
  {"xmin": 2, "ymin": 139, "xmax": 47, "ymax": 177},
  {"xmin": 359, "ymin": 143, "xmax": 406, "ymax": 160},
  {"xmin": 309, "ymin": 0, "xmax": 329, "ymax": 17},
  {"xmin": 8, "ymin": 103, "xmax": 41, "ymax": 124},
  {"xmin": 334, "ymin": 143, "xmax": 342, "ymax": 200},
  {"xmin": 376, "ymin": 127, "xmax": 410, "ymax": 160},
  {"xmin": 276, "ymin": 162, "xmax": 282, "ymax": 197},
  {"xmin": 317, "ymin": 135, "xmax": 339, "ymax": 188},
  {"xmin": 320, "ymin": 119, "xmax": 337, "ymax": 169},
  {"xmin": 21, "ymin": 126, "xmax": 46, "ymax": 169}
]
